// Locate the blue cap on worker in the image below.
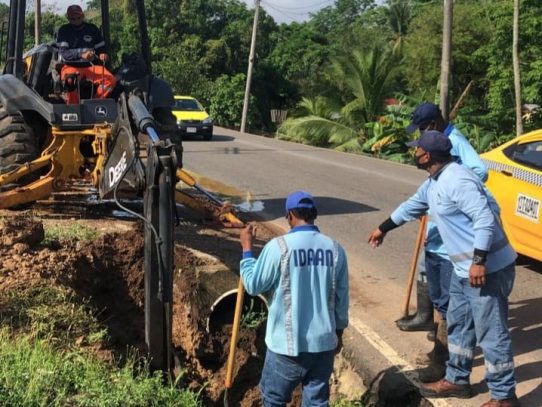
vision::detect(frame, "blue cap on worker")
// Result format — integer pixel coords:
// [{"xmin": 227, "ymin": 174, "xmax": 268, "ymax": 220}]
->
[
  {"xmin": 406, "ymin": 102, "xmax": 442, "ymax": 133},
  {"xmin": 407, "ymin": 130, "xmax": 452, "ymax": 155},
  {"xmin": 285, "ymin": 190, "xmax": 316, "ymax": 212}
]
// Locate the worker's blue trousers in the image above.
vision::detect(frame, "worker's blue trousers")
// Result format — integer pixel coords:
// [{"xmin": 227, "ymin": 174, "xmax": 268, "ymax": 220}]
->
[
  {"xmin": 260, "ymin": 348, "xmax": 335, "ymax": 407},
  {"xmin": 445, "ymin": 263, "xmax": 517, "ymax": 400},
  {"xmin": 425, "ymin": 251, "xmax": 454, "ymax": 319}
]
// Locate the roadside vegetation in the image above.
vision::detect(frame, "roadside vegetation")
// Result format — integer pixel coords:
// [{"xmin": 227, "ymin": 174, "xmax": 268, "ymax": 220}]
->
[
  {"xmin": 2, "ymin": 0, "xmax": 541, "ymax": 157},
  {"xmin": 0, "ymin": 236, "xmax": 202, "ymax": 406}
]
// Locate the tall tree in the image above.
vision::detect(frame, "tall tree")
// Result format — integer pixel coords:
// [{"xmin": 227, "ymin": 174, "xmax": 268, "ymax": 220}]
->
[
  {"xmin": 513, "ymin": 0, "xmax": 523, "ymax": 136},
  {"xmin": 439, "ymin": 0, "xmax": 453, "ymax": 120}
]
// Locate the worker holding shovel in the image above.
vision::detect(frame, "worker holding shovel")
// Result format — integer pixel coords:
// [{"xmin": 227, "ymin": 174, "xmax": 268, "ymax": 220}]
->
[{"xmin": 239, "ymin": 191, "xmax": 349, "ymax": 407}]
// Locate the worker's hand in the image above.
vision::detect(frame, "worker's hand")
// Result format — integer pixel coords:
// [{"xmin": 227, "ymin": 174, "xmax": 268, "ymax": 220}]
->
[
  {"xmin": 81, "ymin": 50, "xmax": 95, "ymax": 61},
  {"xmin": 469, "ymin": 264, "xmax": 486, "ymax": 288},
  {"xmin": 240, "ymin": 224, "xmax": 256, "ymax": 252},
  {"xmin": 368, "ymin": 228, "xmax": 386, "ymax": 248},
  {"xmin": 98, "ymin": 53, "xmax": 109, "ymax": 63}
]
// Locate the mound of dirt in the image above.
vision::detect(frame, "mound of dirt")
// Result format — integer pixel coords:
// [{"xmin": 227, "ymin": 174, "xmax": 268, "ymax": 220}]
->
[
  {"xmin": 0, "ymin": 214, "xmax": 359, "ymax": 406},
  {"xmin": 0, "ymin": 215, "xmax": 269, "ymax": 406}
]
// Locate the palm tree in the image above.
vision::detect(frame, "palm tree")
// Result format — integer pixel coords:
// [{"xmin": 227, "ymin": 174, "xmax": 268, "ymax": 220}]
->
[
  {"xmin": 385, "ymin": 0, "xmax": 412, "ymax": 53},
  {"xmin": 278, "ymin": 47, "xmax": 399, "ymax": 152}
]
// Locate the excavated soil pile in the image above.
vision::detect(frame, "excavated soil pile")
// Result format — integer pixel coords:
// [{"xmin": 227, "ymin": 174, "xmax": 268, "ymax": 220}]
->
[{"xmin": 0, "ymin": 215, "xmax": 269, "ymax": 406}]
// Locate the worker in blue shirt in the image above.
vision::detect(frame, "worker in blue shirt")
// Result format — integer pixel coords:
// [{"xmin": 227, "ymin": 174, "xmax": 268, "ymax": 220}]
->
[
  {"xmin": 240, "ymin": 190, "xmax": 349, "ymax": 407},
  {"xmin": 397, "ymin": 102, "xmax": 489, "ymax": 383},
  {"xmin": 369, "ymin": 131, "xmax": 519, "ymax": 407}
]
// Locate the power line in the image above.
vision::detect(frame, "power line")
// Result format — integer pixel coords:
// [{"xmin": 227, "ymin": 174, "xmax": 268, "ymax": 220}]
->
[
  {"xmin": 262, "ymin": 0, "xmax": 334, "ymax": 11},
  {"xmin": 261, "ymin": 1, "xmax": 308, "ymax": 20}
]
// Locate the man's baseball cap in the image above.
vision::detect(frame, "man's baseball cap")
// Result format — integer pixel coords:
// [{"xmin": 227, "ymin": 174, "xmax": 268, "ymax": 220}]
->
[
  {"xmin": 285, "ymin": 190, "xmax": 316, "ymax": 212},
  {"xmin": 406, "ymin": 102, "xmax": 442, "ymax": 133},
  {"xmin": 67, "ymin": 5, "xmax": 84, "ymax": 18},
  {"xmin": 406, "ymin": 130, "xmax": 452, "ymax": 155}
]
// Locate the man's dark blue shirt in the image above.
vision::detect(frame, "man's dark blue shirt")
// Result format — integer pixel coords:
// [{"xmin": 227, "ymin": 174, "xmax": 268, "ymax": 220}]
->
[{"xmin": 56, "ymin": 22, "xmax": 105, "ymax": 62}]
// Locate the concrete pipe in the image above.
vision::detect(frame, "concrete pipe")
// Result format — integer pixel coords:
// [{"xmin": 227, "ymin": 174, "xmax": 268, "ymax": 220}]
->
[{"xmin": 192, "ymin": 262, "xmax": 267, "ymax": 333}]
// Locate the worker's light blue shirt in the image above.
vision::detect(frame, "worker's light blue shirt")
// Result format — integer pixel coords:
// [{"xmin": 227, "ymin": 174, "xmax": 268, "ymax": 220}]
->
[
  {"xmin": 240, "ymin": 225, "xmax": 349, "ymax": 356},
  {"xmin": 391, "ymin": 162, "xmax": 516, "ymax": 277},
  {"xmin": 425, "ymin": 124, "xmax": 490, "ymax": 257}
]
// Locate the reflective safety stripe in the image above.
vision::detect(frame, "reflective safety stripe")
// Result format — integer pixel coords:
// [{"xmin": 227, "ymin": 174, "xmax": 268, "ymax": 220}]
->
[
  {"xmin": 94, "ymin": 41, "xmax": 105, "ymax": 49},
  {"xmin": 483, "ymin": 158, "xmax": 542, "ymax": 188},
  {"xmin": 276, "ymin": 236, "xmax": 294, "ymax": 356},
  {"xmin": 58, "ymin": 41, "xmax": 69, "ymax": 47},
  {"xmin": 448, "ymin": 343, "xmax": 474, "ymax": 359},
  {"xmin": 449, "ymin": 237, "xmax": 509, "ymax": 263},
  {"xmin": 328, "ymin": 241, "xmax": 339, "ymax": 311},
  {"xmin": 449, "ymin": 251, "xmax": 473, "ymax": 263},
  {"xmin": 485, "ymin": 360, "xmax": 515, "ymax": 374}
]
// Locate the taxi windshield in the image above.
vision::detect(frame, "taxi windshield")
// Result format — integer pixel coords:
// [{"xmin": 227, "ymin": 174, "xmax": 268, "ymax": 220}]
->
[{"xmin": 173, "ymin": 99, "xmax": 202, "ymax": 111}]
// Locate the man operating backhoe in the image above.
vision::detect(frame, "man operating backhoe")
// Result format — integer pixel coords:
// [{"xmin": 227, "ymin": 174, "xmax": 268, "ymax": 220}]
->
[{"xmin": 56, "ymin": 5, "xmax": 116, "ymax": 104}]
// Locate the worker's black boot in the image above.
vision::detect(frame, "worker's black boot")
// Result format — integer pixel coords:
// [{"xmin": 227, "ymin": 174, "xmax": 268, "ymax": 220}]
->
[
  {"xmin": 418, "ymin": 320, "xmax": 448, "ymax": 383},
  {"xmin": 396, "ymin": 281, "xmax": 434, "ymax": 331}
]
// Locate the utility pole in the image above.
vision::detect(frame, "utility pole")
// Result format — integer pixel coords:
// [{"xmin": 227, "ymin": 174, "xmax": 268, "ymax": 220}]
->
[
  {"xmin": 240, "ymin": 0, "xmax": 260, "ymax": 134},
  {"xmin": 35, "ymin": 0, "xmax": 41, "ymax": 46},
  {"xmin": 439, "ymin": 0, "xmax": 453, "ymax": 121},
  {"xmin": 513, "ymin": 0, "xmax": 523, "ymax": 136}
]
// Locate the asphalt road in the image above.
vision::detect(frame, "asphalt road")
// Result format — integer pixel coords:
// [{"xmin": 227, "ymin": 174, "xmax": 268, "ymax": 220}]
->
[{"xmin": 182, "ymin": 127, "xmax": 542, "ymax": 406}]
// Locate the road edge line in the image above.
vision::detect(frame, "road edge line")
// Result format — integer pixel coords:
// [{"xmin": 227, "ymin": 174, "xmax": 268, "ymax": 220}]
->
[{"xmin": 350, "ymin": 316, "xmax": 452, "ymax": 407}]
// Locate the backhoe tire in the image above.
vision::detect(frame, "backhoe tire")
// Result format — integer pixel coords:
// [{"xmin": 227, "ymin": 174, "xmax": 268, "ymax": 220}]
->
[{"xmin": 0, "ymin": 103, "xmax": 41, "ymax": 191}]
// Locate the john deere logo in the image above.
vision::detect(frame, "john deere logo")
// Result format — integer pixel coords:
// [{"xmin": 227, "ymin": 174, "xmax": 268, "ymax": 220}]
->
[{"xmin": 95, "ymin": 105, "xmax": 107, "ymax": 117}]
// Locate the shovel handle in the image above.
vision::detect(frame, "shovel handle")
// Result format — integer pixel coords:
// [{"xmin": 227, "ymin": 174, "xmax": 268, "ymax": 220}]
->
[
  {"xmin": 225, "ymin": 279, "xmax": 245, "ymax": 389},
  {"xmin": 401, "ymin": 215, "xmax": 428, "ymax": 318}
]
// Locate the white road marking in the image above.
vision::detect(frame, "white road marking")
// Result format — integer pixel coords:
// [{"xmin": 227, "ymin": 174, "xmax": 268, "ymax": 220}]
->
[{"xmin": 350, "ymin": 317, "xmax": 453, "ymax": 407}]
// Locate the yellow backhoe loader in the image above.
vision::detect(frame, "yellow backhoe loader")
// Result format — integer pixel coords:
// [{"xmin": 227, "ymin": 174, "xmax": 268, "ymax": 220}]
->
[{"xmin": 0, "ymin": 0, "xmax": 241, "ymax": 374}]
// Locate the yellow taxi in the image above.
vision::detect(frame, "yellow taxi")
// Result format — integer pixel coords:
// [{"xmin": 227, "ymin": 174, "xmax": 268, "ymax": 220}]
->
[
  {"xmin": 482, "ymin": 130, "xmax": 542, "ymax": 261},
  {"xmin": 172, "ymin": 96, "xmax": 213, "ymax": 140}
]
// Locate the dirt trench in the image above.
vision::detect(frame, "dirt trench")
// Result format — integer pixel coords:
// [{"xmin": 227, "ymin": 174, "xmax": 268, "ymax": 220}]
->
[
  {"xmin": 0, "ymin": 214, "xmax": 281, "ymax": 406},
  {"xmin": 0, "ymin": 212, "xmax": 365, "ymax": 406}
]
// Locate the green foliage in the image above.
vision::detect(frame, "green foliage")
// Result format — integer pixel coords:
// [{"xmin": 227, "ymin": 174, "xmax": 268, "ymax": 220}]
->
[
  {"xmin": 208, "ymin": 73, "xmax": 257, "ymax": 128},
  {"xmin": 483, "ymin": 0, "xmax": 542, "ymax": 134},
  {"xmin": 240, "ymin": 299, "xmax": 267, "ymax": 330},
  {"xmin": 266, "ymin": 22, "xmax": 329, "ymax": 99},
  {"xmin": 0, "ymin": 281, "xmax": 202, "ymax": 406},
  {"xmin": 279, "ymin": 45, "xmax": 399, "ymax": 152},
  {"xmin": 332, "ymin": 398, "xmax": 365, "ymax": 407},
  {"xmin": 0, "ymin": 329, "xmax": 201, "ymax": 407},
  {"xmin": 9, "ymin": 0, "xmax": 542, "ymax": 148}
]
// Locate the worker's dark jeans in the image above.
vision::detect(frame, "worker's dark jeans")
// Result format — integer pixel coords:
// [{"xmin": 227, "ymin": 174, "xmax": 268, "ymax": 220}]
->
[
  {"xmin": 425, "ymin": 251, "xmax": 454, "ymax": 319},
  {"xmin": 259, "ymin": 348, "xmax": 335, "ymax": 407}
]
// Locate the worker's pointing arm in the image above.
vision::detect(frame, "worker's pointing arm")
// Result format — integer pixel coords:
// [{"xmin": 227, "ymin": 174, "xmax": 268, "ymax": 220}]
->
[{"xmin": 368, "ymin": 180, "xmax": 430, "ymax": 248}]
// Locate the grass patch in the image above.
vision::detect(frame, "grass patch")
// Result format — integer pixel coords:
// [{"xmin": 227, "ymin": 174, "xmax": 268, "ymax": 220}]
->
[
  {"xmin": 332, "ymin": 398, "xmax": 365, "ymax": 407},
  {"xmin": 1, "ymin": 285, "xmax": 105, "ymax": 346},
  {"xmin": 0, "ymin": 285, "xmax": 203, "ymax": 406},
  {"xmin": 0, "ymin": 329, "xmax": 202, "ymax": 406},
  {"xmin": 43, "ymin": 222, "xmax": 98, "ymax": 244}
]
